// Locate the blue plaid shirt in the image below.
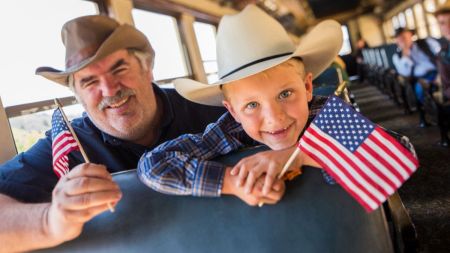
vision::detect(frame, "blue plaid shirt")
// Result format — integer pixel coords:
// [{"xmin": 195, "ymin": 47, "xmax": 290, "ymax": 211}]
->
[{"xmin": 138, "ymin": 96, "xmax": 333, "ymax": 197}]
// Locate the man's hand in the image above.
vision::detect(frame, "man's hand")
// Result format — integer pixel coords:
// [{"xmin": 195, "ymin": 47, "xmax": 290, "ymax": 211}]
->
[
  {"xmin": 46, "ymin": 163, "xmax": 122, "ymax": 243},
  {"xmin": 222, "ymin": 167, "xmax": 285, "ymax": 206}
]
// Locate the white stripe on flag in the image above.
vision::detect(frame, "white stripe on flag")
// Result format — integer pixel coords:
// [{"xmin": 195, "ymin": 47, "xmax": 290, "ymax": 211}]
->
[
  {"xmin": 372, "ymin": 130, "xmax": 417, "ymax": 171},
  {"xmin": 306, "ymin": 125, "xmax": 387, "ymax": 202},
  {"xmin": 365, "ymin": 138, "xmax": 409, "ymax": 180},
  {"xmin": 300, "ymin": 139, "xmax": 378, "ymax": 210},
  {"xmin": 357, "ymin": 147, "xmax": 402, "ymax": 188},
  {"xmin": 53, "ymin": 141, "xmax": 78, "ymax": 162}
]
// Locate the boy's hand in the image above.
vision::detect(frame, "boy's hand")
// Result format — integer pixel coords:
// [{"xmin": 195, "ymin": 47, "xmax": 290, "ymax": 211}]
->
[
  {"xmin": 230, "ymin": 147, "xmax": 300, "ymax": 196},
  {"xmin": 222, "ymin": 168, "xmax": 285, "ymax": 206}
]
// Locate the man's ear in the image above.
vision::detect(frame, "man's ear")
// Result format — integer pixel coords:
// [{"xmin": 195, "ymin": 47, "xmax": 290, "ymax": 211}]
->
[
  {"xmin": 304, "ymin": 72, "xmax": 313, "ymax": 102},
  {"xmin": 222, "ymin": 100, "xmax": 241, "ymax": 123}
]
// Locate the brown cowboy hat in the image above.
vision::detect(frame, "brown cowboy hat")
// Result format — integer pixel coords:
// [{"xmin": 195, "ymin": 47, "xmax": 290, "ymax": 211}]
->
[
  {"xmin": 36, "ymin": 15, "xmax": 154, "ymax": 87},
  {"xmin": 433, "ymin": 0, "xmax": 450, "ymax": 16}
]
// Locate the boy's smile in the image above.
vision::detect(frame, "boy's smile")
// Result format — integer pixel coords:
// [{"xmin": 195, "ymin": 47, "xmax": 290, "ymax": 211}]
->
[{"xmin": 222, "ymin": 59, "xmax": 313, "ymax": 150}]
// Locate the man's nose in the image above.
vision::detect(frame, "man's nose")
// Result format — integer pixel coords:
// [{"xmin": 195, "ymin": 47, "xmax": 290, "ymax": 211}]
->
[{"xmin": 99, "ymin": 75, "xmax": 121, "ymax": 97}]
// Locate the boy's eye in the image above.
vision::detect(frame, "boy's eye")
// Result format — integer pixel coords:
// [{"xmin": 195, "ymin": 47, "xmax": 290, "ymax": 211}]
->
[
  {"xmin": 279, "ymin": 90, "xmax": 292, "ymax": 99},
  {"xmin": 245, "ymin": 101, "xmax": 259, "ymax": 109}
]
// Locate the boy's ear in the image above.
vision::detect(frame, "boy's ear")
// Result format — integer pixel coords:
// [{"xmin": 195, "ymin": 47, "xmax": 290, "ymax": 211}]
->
[
  {"xmin": 304, "ymin": 72, "xmax": 313, "ymax": 102},
  {"xmin": 222, "ymin": 100, "xmax": 241, "ymax": 123}
]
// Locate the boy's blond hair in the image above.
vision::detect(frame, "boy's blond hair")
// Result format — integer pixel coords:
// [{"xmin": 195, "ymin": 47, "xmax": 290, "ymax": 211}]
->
[{"xmin": 222, "ymin": 58, "xmax": 305, "ymax": 100}]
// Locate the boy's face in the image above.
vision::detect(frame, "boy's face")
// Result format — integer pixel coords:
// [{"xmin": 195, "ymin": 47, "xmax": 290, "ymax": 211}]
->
[{"xmin": 222, "ymin": 60, "xmax": 313, "ymax": 150}]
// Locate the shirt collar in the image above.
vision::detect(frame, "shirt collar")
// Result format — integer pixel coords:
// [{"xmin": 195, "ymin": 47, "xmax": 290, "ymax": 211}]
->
[{"xmin": 99, "ymin": 83, "xmax": 175, "ymax": 146}]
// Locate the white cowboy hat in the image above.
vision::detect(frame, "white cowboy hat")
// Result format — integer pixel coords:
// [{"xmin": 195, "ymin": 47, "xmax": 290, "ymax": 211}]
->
[{"xmin": 174, "ymin": 4, "xmax": 343, "ymax": 106}]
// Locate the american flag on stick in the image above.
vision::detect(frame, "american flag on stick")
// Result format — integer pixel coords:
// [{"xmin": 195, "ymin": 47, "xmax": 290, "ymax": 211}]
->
[
  {"xmin": 298, "ymin": 96, "xmax": 419, "ymax": 212},
  {"xmin": 51, "ymin": 99, "xmax": 114, "ymax": 212},
  {"xmin": 51, "ymin": 99, "xmax": 89, "ymax": 178}
]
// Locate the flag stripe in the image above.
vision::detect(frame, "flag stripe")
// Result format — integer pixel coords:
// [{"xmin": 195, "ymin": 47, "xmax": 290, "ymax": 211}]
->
[
  {"xmin": 298, "ymin": 96, "xmax": 419, "ymax": 212},
  {"xmin": 305, "ymin": 125, "xmax": 389, "ymax": 201},
  {"xmin": 365, "ymin": 137, "xmax": 409, "ymax": 179},
  {"xmin": 355, "ymin": 147, "xmax": 401, "ymax": 188},
  {"xmin": 300, "ymin": 139, "xmax": 377, "ymax": 211},
  {"xmin": 372, "ymin": 129, "xmax": 418, "ymax": 172},
  {"xmin": 52, "ymin": 133, "xmax": 77, "ymax": 156},
  {"xmin": 51, "ymin": 108, "xmax": 81, "ymax": 178},
  {"xmin": 301, "ymin": 129, "xmax": 382, "ymax": 204}
]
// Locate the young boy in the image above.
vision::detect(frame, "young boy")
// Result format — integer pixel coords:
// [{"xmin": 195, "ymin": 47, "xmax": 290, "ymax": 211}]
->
[{"xmin": 138, "ymin": 5, "xmax": 343, "ymax": 205}]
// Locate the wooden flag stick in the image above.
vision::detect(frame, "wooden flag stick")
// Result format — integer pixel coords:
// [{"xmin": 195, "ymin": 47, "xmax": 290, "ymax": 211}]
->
[
  {"xmin": 54, "ymin": 99, "xmax": 115, "ymax": 213},
  {"xmin": 258, "ymin": 147, "xmax": 301, "ymax": 207}
]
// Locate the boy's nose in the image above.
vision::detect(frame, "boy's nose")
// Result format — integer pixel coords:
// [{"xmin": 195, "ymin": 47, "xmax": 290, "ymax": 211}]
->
[{"xmin": 264, "ymin": 104, "xmax": 286, "ymax": 126}]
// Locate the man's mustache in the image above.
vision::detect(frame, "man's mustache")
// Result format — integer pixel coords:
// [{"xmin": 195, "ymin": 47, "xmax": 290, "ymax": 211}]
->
[{"xmin": 98, "ymin": 89, "xmax": 136, "ymax": 110}]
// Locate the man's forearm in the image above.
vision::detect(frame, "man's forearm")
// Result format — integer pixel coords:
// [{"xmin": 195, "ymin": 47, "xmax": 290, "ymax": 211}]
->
[{"xmin": 0, "ymin": 194, "xmax": 59, "ymax": 252}]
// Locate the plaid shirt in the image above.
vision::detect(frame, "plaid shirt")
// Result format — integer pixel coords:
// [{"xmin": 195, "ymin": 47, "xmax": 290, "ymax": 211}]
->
[{"xmin": 138, "ymin": 96, "xmax": 332, "ymax": 197}]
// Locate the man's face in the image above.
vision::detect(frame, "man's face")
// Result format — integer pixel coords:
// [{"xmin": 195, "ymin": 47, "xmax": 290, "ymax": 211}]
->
[
  {"xmin": 437, "ymin": 13, "xmax": 450, "ymax": 41},
  {"xmin": 395, "ymin": 31, "xmax": 413, "ymax": 49},
  {"xmin": 222, "ymin": 61, "xmax": 313, "ymax": 150},
  {"xmin": 73, "ymin": 49, "xmax": 158, "ymax": 145}
]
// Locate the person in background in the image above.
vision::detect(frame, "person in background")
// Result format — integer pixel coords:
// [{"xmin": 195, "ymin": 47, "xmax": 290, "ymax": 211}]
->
[
  {"xmin": 433, "ymin": 0, "xmax": 450, "ymax": 147},
  {"xmin": 355, "ymin": 38, "xmax": 368, "ymax": 83},
  {"xmin": 0, "ymin": 15, "xmax": 231, "ymax": 252},
  {"xmin": 392, "ymin": 27, "xmax": 441, "ymax": 127}
]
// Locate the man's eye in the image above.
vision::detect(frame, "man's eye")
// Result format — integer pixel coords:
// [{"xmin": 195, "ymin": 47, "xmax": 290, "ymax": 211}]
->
[
  {"xmin": 113, "ymin": 67, "xmax": 128, "ymax": 75},
  {"xmin": 81, "ymin": 80, "xmax": 98, "ymax": 88},
  {"xmin": 279, "ymin": 90, "xmax": 292, "ymax": 99},
  {"xmin": 245, "ymin": 102, "xmax": 259, "ymax": 109}
]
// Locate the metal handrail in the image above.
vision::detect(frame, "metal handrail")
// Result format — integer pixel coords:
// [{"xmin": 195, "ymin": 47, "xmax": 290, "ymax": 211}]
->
[{"xmin": 5, "ymin": 96, "xmax": 78, "ymax": 119}]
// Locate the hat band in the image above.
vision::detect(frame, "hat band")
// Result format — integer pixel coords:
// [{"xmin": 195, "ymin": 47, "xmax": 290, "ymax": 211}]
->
[{"xmin": 219, "ymin": 52, "xmax": 293, "ymax": 79}]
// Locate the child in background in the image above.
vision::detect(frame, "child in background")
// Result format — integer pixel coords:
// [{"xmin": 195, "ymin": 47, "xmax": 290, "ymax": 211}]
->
[{"xmin": 138, "ymin": 5, "xmax": 342, "ymax": 205}]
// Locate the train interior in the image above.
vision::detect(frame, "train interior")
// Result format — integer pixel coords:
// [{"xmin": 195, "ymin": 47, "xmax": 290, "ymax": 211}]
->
[{"xmin": 0, "ymin": 0, "xmax": 449, "ymax": 252}]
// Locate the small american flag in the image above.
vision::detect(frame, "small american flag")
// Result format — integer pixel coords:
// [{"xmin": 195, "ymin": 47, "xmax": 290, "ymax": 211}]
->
[
  {"xmin": 51, "ymin": 108, "xmax": 80, "ymax": 178},
  {"xmin": 300, "ymin": 96, "xmax": 419, "ymax": 212}
]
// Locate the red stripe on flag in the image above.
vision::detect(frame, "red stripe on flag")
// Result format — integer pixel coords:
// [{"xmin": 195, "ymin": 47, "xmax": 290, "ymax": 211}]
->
[
  {"xmin": 300, "ymin": 137, "xmax": 376, "ymax": 211},
  {"xmin": 354, "ymin": 149, "xmax": 399, "ymax": 191},
  {"xmin": 371, "ymin": 128, "xmax": 418, "ymax": 172},
  {"xmin": 305, "ymin": 126, "xmax": 390, "ymax": 200},
  {"xmin": 357, "ymin": 142, "xmax": 405, "ymax": 184},
  {"xmin": 301, "ymin": 129, "xmax": 383, "ymax": 211}
]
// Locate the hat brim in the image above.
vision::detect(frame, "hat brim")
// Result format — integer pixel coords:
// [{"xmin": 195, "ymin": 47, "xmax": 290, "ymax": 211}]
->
[
  {"xmin": 174, "ymin": 20, "xmax": 343, "ymax": 106},
  {"xmin": 35, "ymin": 24, "xmax": 152, "ymax": 86}
]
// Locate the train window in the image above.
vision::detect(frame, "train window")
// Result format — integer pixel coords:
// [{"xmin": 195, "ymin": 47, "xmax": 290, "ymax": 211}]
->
[
  {"xmin": 414, "ymin": 3, "xmax": 428, "ymax": 38},
  {"xmin": 0, "ymin": 0, "xmax": 97, "ymax": 107},
  {"xmin": 424, "ymin": 0, "xmax": 442, "ymax": 38},
  {"xmin": 405, "ymin": 8, "xmax": 416, "ymax": 29},
  {"xmin": 193, "ymin": 22, "xmax": 218, "ymax": 84},
  {"xmin": 339, "ymin": 25, "xmax": 352, "ymax": 55},
  {"xmin": 133, "ymin": 9, "xmax": 189, "ymax": 82},
  {"xmin": 392, "ymin": 15, "xmax": 400, "ymax": 29},
  {"xmin": 1, "ymin": 0, "xmax": 98, "ymax": 152},
  {"xmin": 397, "ymin": 12, "xmax": 407, "ymax": 28},
  {"xmin": 383, "ymin": 19, "xmax": 395, "ymax": 42}
]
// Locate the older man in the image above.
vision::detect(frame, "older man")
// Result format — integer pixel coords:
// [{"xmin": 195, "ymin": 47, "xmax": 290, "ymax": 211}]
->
[
  {"xmin": 0, "ymin": 15, "xmax": 284, "ymax": 252},
  {"xmin": 434, "ymin": 1, "xmax": 450, "ymax": 147},
  {"xmin": 392, "ymin": 27, "xmax": 441, "ymax": 127}
]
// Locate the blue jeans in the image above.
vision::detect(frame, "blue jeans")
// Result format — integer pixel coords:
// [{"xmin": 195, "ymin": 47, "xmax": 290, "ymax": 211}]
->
[{"xmin": 415, "ymin": 71, "xmax": 438, "ymax": 104}]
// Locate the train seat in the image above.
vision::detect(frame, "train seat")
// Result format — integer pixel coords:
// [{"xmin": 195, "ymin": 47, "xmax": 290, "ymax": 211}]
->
[{"xmin": 37, "ymin": 146, "xmax": 395, "ymax": 253}]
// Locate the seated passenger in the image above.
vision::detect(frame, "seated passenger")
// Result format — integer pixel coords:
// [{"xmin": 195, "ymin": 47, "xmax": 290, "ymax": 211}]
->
[
  {"xmin": 392, "ymin": 27, "xmax": 441, "ymax": 127},
  {"xmin": 433, "ymin": 0, "xmax": 450, "ymax": 147},
  {"xmin": 0, "ymin": 15, "xmax": 226, "ymax": 252},
  {"xmin": 138, "ymin": 5, "xmax": 342, "ymax": 204}
]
